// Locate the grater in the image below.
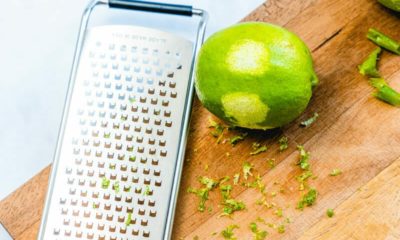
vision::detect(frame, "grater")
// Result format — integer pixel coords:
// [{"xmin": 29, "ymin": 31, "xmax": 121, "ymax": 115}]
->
[{"xmin": 38, "ymin": 1, "xmax": 207, "ymax": 239}]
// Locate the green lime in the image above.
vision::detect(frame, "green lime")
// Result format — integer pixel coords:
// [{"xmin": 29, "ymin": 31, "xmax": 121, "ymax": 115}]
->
[
  {"xmin": 378, "ymin": 0, "xmax": 400, "ymax": 11},
  {"xmin": 195, "ymin": 22, "xmax": 318, "ymax": 130}
]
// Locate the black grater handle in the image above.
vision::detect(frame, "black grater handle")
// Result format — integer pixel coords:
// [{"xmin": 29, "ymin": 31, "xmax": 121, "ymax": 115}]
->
[{"xmin": 109, "ymin": 0, "xmax": 193, "ymax": 16}]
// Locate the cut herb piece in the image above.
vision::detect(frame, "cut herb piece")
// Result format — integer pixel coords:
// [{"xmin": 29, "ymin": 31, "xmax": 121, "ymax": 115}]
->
[
  {"xmin": 358, "ymin": 47, "xmax": 382, "ymax": 77},
  {"xmin": 249, "ymin": 222, "xmax": 268, "ymax": 240},
  {"xmin": 369, "ymin": 78, "xmax": 400, "ymax": 106},
  {"xmin": 230, "ymin": 132, "xmax": 248, "ymax": 146},
  {"xmin": 101, "ymin": 177, "xmax": 110, "ymax": 189},
  {"xmin": 278, "ymin": 136, "xmax": 289, "ymax": 152},
  {"xmin": 250, "ymin": 142, "xmax": 268, "ymax": 155},
  {"xmin": 297, "ymin": 188, "xmax": 318, "ymax": 210},
  {"xmin": 327, "ymin": 208, "xmax": 334, "ymax": 218},
  {"xmin": 300, "ymin": 112, "xmax": 319, "ymax": 128},
  {"xmin": 243, "ymin": 162, "xmax": 254, "ymax": 180},
  {"xmin": 221, "ymin": 224, "xmax": 239, "ymax": 240},
  {"xmin": 125, "ymin": 212, "xmax": 132, "ymax": 226},
  {"xmin": 297, "ymin": 145, "xmax": 311, "ymax": 170},
  {"xmin": 329, "ymin": 169, "xmax": 342, "ymax": 176},
  {"xmin": 367, "ymin": 28, "xmax": 400, "ymax": 55}
]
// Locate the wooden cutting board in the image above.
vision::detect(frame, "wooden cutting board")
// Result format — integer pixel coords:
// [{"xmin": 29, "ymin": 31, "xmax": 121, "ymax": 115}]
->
[{"xmin": 1, "ymin": 0, "xmax": 400, "ymax": 239}]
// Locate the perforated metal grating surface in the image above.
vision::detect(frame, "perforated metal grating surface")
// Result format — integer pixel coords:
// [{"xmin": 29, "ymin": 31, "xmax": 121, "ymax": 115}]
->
[{"xmin": 41, "ymin": 25, "xmax": 193, "ymax": 240}]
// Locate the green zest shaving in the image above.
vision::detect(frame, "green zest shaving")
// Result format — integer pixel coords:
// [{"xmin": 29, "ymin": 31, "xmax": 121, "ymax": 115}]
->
[
  {"xmin": 209, "ymin": 118, "xmax": 226, "ymax": 143},
  {"xmin": 101, "ymin": 177, "xmax": 110, "ymax": 189},
  {"xmin": 221, "ymin": 198, "xmax": 246, "ymax": 216},
  {"xmin": 300, "ymin": 112, "xmax": 319, "ymax": 128},
  {"xmin": 369, "ymin": 78, "xmax": 400, "ymax": 106},
  {"xmin": 144, "ymin": 185, "xmax": 151, "ymax": 196},
  {"xmin": 113, "ymin": 181, "xmax": 120, "ymax": 193},
  {"xmin": 125, "ymin": 212, "xmax": 132, "ymax": 226},
  {"xmin": 277, "ymin": 225, "xmax": 285, "ymax": 234},
  {"xmin": 221, "ymin": 225, "xmax": 239, "ymax": 240},
  {"xmin": 296, "ymin": 171, "xmax": 313, "ymax": 191},
  {"xmin": 297, "ymin": 145, "xmax": 311, "ymax": 170},
  {"xmin": 297, "ymin": 188, "xmax": 318, "ymax": 210},
  {"xmin": 327, "ymin": 208, "xmax": 334, "ymax": 218},
  {"xmin": 233, "ymin": 173, "xmax": 240, "ymax": 185},
  {"xmin": 330, "ymin": 169, "xmax": 342, "ymax": 176},
  {"xmin": 278, "ymin": 136, "xmax": 289, "ymax": 151},
  {"xmin": 249, "ymin": 222, "xmax": 268, "ymax": 240},
  {"xmin": 220, "ymin": 182, "xmax": 245, "ymax": 216},
  {"xmin": 230, "ymin": 132, "xmax": 248, "ymax": 146},
  {"xmin": 220, "ymin": 185, "xmax": 232, "ymax": 200},
  {"xmin": 250, "ymin": 142, "xmax": 268, "ymax": 155},
  {"xmin": 187, "ymin": 176, "xmax": 219, "ymax": 212},
  {"xmin": 358, "ymin": 47, "xmax": 382, "ymax": 77},
  {"xmin": 266, "ymin": 159, "xmax": 276, "ymax": 168},
  {"xmin": 243, "ymin": 162, "xmax": 254, "ymax": 180},
  {"xmin": 367, "ymin": 28, "xmax": 400, "ymax": 55}
]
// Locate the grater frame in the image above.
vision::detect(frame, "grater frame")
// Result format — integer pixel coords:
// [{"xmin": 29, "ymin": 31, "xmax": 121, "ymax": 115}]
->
[{"xmin": 38, "ymin": 0, "xmax": 208, "ymax": 239}]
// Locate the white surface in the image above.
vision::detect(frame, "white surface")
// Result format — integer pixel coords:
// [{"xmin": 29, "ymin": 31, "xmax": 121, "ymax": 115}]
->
[
  {"xmin": 0, "ymin": 0, "xmax": 264, "ymax": 200},
  {"xmin": 0, "ymin": 223, "xmax": 12, "ymax": 240}
]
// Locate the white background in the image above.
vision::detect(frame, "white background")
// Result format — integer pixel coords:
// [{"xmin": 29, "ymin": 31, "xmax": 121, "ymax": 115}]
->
[{"xmin": 0, "ymin": 0, "xmax": 264, "ymax": 201}]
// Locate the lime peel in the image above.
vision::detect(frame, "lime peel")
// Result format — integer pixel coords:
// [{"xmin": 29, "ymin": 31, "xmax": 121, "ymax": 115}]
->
[
  {"xmin": 358, "ymin": 47, "xmax": 381, "ymax": 77},
  {"xmin": 367, "ymin": 28, "xmax": 400, "ymax": 55}
]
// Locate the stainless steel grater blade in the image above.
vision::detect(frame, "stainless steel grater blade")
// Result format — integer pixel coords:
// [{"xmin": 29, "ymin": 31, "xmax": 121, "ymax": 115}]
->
[{"xmin": 38, "ymin": 1, "xmax": 207, "ymax": 239}]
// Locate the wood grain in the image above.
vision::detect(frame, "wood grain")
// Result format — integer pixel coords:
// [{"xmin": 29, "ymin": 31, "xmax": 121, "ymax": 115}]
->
[
  {"xmin": 299, "ymin": 158, "xmax": 400, "ymax": 240},
  {"xmin": 1, "ymin": 0, "xmax": 400, "ymax": 239}
]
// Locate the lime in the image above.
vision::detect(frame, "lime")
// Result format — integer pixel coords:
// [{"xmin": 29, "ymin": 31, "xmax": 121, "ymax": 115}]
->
[
  {"xmin": 195, "ymin": 22, "xmax": 318, "ymax": 130},
  {"xmin": 378, "ymin": 0, "xmax": 400, "ymax": 11}
]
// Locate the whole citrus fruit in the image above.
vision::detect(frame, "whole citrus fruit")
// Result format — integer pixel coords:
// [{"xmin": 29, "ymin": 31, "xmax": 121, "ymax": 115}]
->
[
  {"xmin": 378, "ymin": 0, "xmax": 400, "ymax": 12},
  {"xmin": 195, "ymin": 22, "xmax": 318, "ymax": 130}
]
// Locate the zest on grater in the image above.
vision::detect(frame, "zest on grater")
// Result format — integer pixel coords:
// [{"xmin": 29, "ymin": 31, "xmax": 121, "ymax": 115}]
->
[{"xmin": 38, "ymin": 1, "xmax": 207, "ymax": 239}]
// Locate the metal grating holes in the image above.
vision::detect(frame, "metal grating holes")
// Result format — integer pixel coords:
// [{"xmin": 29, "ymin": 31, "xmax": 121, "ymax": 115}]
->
[{"xmin": 42, "ymin": 26, "xmax": 193, "ymax": 240}]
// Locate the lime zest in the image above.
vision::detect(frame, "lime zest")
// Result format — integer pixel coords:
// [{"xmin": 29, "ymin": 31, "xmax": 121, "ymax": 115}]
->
[
  {"xmin": 367, "ymin": 28, "xmax": 400, "ymax": 55},
  {"xmin": 187, "ymin": 176, "xmax": 219, "ymax": 212},
  {"xmin": 233, "ymin": 173, "xmax": 240, "ymax": 185},
  {"xmin": 125, "ymin": 212, "xmax": 132, "ymax": 226},
  {"xmin": 221, "ymin": 224, "xmax": 239, "ymax": 240},
  {"xmin": 230, "ymin": 132, "xmax": 248, "ymax": 146},
  {"xmin": 249, "ymin": 222, "xmax": 268, "ymax": 240},
  {"xmin": 243, "ymin": 162, "xmax": 254, "ymax": 180},
  {"xmin": 300, "ymin": 112, "xmax": 319, "ymax": 128},
  {"xmin": 329, "ymin": 169, "xmax": 342, "ymax": 176},
  {"xmin": 250, "ymin": 142, "xmax": 268, "ymax": 155},
  {"xmin": 278, "ymin": 136, "xmax": 289, "ymax": 152},
  {"xmin": 297, "ymin": 188, "xmax": 318, "ymax": 210},
  {"xmin": 327, "ymin": 208, "xmax": 334, "ymax": 218},
  {"xmin": 297, "ymin": 145, "xmax": 311, "ymax": 170},
  {"xmin": 101, "ymin": 177, "xmax": 110, "ymax": 189},
  {"xmin": 208, "ymin": 118, "xmax": 226, "ymax": 143},
  {"xmin": 358, "ymin": 47, "xmax": 382, "ymax": 77}
]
